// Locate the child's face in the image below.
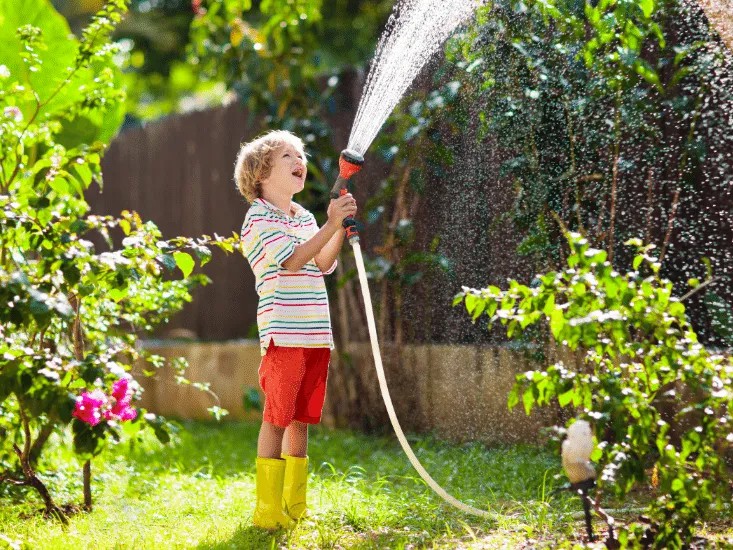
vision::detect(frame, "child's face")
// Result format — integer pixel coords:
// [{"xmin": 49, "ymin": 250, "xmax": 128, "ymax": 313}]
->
[{"xmin": 261, "ymin": 141, "xmax": 307, "ymax": 196}]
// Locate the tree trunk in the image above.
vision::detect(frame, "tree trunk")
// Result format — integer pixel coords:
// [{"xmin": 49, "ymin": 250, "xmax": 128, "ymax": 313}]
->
[{"xmin": 83, "ymin": 460, "xmax": 92, "ymax": 511}]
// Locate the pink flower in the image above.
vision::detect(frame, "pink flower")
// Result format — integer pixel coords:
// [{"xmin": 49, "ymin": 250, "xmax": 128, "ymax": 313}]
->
[
  {"xmin": 111, "ymin": 377, "xmax": 130, "ymax": 401},
  {"xmin": 104, "ymin": 377, "xmax": 137, "ymax": 422},
  {"xmin": 73, "ymin": 377, "xmax": 137, "ymax": 425},
  {"xmin": 104, "ymin": 395, "xmax": 137, "ymax": 422},
  {"xmin": 72, "ymin": 389, "xmax": 108, "ymax": 426}
]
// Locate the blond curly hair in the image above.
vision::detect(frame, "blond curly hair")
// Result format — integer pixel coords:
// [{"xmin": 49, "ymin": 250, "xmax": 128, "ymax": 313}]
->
[{"xmin": 233, "ymin": 130, "xmax": 306, "ymax": 203}]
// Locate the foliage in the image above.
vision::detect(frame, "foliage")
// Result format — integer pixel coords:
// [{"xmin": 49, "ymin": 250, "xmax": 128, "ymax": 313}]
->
[
  {"xmin": 0, "ymin": 0, "xmax": 238, "ymax": 520},
  {"xmin": 188, "ymin": 0, "xmax": 339, "ymax": 210},
  {"xmin": 443, "ymin": 0, "xmax": 733, "ymax": 344},
  {"xmin": 102, "ymin": 0, "xmax": 394, "ymax": 122},
  {"xmin": 456, "ymin": 232, "xmax": 733, "ymax": 547}
]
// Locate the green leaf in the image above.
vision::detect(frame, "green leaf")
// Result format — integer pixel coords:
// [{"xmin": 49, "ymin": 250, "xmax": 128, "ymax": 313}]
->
[
  {"xmin": 107, "ymin": 287, "xmax": 128, "ymax": 302},
  {"xmin": 558, "ymin": 389, "xmax": 575, "ymax": 407},
  {"xmin": 0, "ymin": 0, "xmax": 125, "ymax": 145},
  {"xmin": 639, "ymin": 0, "xmax": 654, "ymax": 18},
  {"xmin": 158, "ymin": 254, "xmax": 177, "ymax": 271},
  {"xmin": 243, "ymin": 387, "xmax": 262, "ymax": 411},
  {"xmin": 507, "ymin": 386, "xmax": 519, "ymax": 410},
  {"xmin": 194, "ymin": 246, "xmax": 213, "ymax": 267},
  {"xmin": 207, "ymin": 405, "xmax": 229, "ymax": 421},
  {"xmin": 543, "ymin": 294, "xmax": 555, "ymax": 315},
  {"xmin": 522, "ymin": 387, "xmax": 535, "ymax": 415},
  {"xmin": 550, "ymin": 308, "xmax": 565, "ymax": 338},
  {"xmin": 465, "ymin": 292, "xmax": 478, "ymax": 315},
  {"xmin": 173, "ymin": 251, "xmax": 195, "ymax": 278}
]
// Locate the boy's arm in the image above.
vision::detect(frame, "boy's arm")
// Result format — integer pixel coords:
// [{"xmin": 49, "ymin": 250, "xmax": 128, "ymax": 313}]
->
[
  {"xmin": 314, "ymin": 229, "xmax": 345, "ymax": 273},
  {"xmin": 282, "ymin": 193, "xmax": 356, "ymax": 272},
  {"xmin": 282, "ymin": 221, "xmax": 340, "ymax": 272}
]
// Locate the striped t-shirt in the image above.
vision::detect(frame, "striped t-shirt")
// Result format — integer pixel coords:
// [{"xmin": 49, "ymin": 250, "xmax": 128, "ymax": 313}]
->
[{"xmin": 240, "ymin": 198, "xmax": 337, "ymax": 356}]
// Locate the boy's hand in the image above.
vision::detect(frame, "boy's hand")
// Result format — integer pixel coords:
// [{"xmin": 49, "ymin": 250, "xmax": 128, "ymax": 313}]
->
[{"xmin": 327, "ymin": 193, "xmax": 357, "ymax": 227}]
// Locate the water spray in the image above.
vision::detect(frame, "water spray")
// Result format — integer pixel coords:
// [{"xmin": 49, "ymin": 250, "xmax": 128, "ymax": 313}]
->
[
  {"xmin": 330, "ymin": 0, "xmax": 499, "ymax": 522},
  {"xmin": 331, "ymin": 150, "xmax": 495, "ymax": 520}
]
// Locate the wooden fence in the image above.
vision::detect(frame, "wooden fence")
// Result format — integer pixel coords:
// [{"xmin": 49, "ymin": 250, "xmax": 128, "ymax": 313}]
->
[{"xmin": 91, "ymin": 103, "xmax": 259, "ymax": 340}]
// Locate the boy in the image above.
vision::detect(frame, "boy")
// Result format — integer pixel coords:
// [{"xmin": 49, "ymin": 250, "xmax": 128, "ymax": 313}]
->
[{"xmin": 235, "ymin": 130, "xmax": 357, "ymax": 529}]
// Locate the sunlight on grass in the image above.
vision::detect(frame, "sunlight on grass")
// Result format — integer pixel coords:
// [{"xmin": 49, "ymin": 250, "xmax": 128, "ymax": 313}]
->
[{"xmin": 1, "ymin": 420, "xmax": 729, "ymax": 549}]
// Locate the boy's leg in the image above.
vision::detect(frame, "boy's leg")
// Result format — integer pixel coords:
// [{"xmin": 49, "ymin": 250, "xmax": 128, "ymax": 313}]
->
[
  {"xmin": 281, "ymin": 426, "xmax": 289, "ymax": 456},
  {"xmin": 254, "ymin": 421, "xmax": 294, "ymax": 529},
  {"xmin": 286, "ymin": 421, "xmax": 308, "ymax": 457},
  {"xmin": 258, "ymin": 421, "xmax": 286, "ymax": 458},
  {"xmin": 282, "ymin": 348, "xmax": 329, "ymax": 520},
  {"xmin": 282, "ymin": 421, "xmax": 309, "ymax": 520},
  {"xmin": 253, "ymin": 343, "xmax": 305, "ymax": 528}
]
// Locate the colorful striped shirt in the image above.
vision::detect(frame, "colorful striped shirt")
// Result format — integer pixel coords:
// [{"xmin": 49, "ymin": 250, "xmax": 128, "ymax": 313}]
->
[{"xmin": 240, "ymin": 198, "xmax": 337, "ymax": 355}]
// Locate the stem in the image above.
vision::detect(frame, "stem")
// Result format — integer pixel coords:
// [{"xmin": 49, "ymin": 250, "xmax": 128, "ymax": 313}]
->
[
  {"xmin": 565, "ymin": 100, "xmax": 585, "ymax": 232},
  {"xmin": 679, "ymin": 276, "xmax": 718, "ymax": 302},
  {"xmin": 378, "ymin": 278, "xmax": 389, "ymax": 344},
  {"xmin": 659, "ymin": 86, "xmax": 706, "ymax": 262},
  {"xmin": 13, "ymin": 404, "xmax": 68, "ymax": 524},
  {"xmin": 83, "ymin": 460, "xmax": 92, "ymax": 511},
  {"xmin": 5, "ymin": 93, "xmax": 42, "ymax": 189},
  {"xmin": 643, "ymin": 166, "xmax": 655, "ymax": 244},
  {"xmin": 608, "ymin": 100, "xmax": 621, "ymax": 263},
  {"xmin": 659, "ymin": 187, "xmax": 680, "ymax": 263},
  {"xmin": 394, "ymin": 289, "xmax": 404, "ymax": 350},
  {"xmin": 29, "ymin": 422, "xmax": 54, "ymax": 467},
  {"xmin": 69, "ymin": 293, "xmax": 85, "ymax": 361}
]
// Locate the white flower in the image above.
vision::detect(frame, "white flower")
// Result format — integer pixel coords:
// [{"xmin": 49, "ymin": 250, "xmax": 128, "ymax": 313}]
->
[
  {"xmin": 0, "ymin": 65, "xmax": 10, "ymax": 79},
  {"xmin": 3, "ymin": 106, "xmax": 22, "ymax": 122}
]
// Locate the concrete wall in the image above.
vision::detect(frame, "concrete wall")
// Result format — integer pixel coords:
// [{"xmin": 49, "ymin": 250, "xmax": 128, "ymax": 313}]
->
[{"xmin": 133, "ymin": 340, "xmax": 560, "ymax": 445}]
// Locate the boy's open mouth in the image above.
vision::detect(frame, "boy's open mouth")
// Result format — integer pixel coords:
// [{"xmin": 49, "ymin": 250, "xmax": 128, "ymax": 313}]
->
[{"xmin": 292, "ymin": 168, "xmax": 304, "ymax": 178}]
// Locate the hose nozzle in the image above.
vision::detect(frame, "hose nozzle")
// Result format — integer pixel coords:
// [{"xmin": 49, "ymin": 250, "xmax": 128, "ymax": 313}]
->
[{"xmin": 331, "ymin": 149, "xmax": 364, "ymax": 244}]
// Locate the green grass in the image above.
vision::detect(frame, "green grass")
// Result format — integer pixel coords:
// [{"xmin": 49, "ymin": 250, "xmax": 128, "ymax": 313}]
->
[{"xmin": 0, "ymin": 421, "xmax": 730, "ymax": 549}]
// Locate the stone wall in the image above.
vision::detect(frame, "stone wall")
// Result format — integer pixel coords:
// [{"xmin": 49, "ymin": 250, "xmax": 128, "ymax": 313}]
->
[{"xmin": 133, "ymin": 340, "xmax": 562, "ymax": 445}]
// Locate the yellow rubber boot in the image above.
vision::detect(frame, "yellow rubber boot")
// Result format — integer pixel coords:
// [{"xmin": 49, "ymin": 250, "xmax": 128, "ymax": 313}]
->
[
  {"xmin": 253, "ymin": 457, "xmax": 295, "ymax": 529},
  {"xmin": 282, "ymin": 454, "xmax": 308, "ymax": 520}
]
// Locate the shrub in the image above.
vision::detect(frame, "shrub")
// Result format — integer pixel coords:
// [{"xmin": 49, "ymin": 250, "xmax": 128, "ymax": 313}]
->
[
  {"xmin": 456, "ymin": 233, "xmax": 732, "ymax": 547},
  {"xmin": 0, "ymin": 0, "xmax": 238, "ymax": 522}
]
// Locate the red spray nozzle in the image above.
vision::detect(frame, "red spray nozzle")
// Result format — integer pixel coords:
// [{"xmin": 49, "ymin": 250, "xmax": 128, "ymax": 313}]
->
[
  {"xmin": 338, "ymin": 149, "xmax": 364, "ymax": 179},
  {"xmin": 331, "ymin": 149, "xmax": 364, "ymax": 244}
]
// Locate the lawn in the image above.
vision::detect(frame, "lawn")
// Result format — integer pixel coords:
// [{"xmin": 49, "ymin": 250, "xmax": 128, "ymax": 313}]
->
[{"xmin": 0, "ymin": 421, "xmax": 730, "ymax": 549}]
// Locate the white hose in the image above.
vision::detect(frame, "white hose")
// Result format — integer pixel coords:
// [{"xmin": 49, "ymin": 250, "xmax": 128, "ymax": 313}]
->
[{"xmin": 350, "ymin": 240, "xmax": 495, "ymax": 519}]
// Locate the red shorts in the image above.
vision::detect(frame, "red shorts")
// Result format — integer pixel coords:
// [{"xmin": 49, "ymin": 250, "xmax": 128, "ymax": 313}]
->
[{"xmin": 258, "ymin": 340, "xmax": 331, "ymax": 428}]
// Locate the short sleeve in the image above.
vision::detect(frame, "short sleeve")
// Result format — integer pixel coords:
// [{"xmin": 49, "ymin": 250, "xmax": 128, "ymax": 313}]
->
[
  {"xmin": 258, "ymin": 225, "xmax": 296, "ymax": 267},
  {"xmin": 241, "ymin": 217, "xmax": 296, "ymax": 268},
  {"xmin": 321, "ymin": 259, "xmax": 337, "ymax": 275}
]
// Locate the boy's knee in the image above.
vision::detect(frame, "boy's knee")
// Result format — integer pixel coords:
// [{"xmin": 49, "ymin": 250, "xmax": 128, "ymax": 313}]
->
[{"xmin": 263, "ymin": 420, "xmax": 287, "ymax": 433}]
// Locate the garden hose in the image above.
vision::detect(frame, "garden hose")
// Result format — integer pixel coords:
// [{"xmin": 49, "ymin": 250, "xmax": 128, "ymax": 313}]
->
[{"xmin": 332, "ymin": 150, "xmax": 496, "ymax": 520}]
